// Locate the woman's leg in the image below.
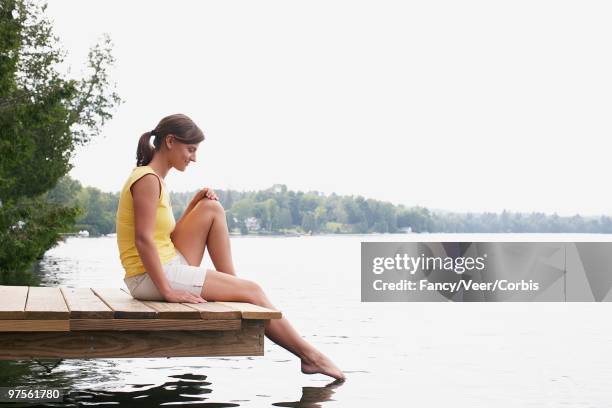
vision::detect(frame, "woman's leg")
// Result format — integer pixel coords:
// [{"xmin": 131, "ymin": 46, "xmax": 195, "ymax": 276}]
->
[
  {"xmin": 171, "ymin": 199, "xmax": 236, "ymax": 275},
  {"xmin": 201, "ymin": 270, "xmax": 346, "ymax": 381},
  {"xmin": 172, "ymin": 199, "xmax": 345, "ymax": 380}
]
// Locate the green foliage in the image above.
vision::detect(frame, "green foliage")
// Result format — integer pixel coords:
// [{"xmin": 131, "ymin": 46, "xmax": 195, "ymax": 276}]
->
[
  {"xmin": 0, "ymin": 195, "xmax": 78, "ymax": 284},
  {"xmin": 74, "ymin": 186, "xmax": 119, "ymax": 235},
  {"xmin": 60, "ymin": 178, "xmax": 612, "ymax": 236},
  {"xmin": 45, "ymin": 175, "xmax": 118, "ymax": 236},
  {"xmin": 0, "ymin": 0, "xmax": 120, "ymax": 283}
]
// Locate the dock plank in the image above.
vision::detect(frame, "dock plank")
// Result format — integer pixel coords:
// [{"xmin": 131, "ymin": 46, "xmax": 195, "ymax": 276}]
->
[
  {"xmin": 60, "ymin": 288, "xmax": 114, "ymax": 319},
  {"xmin": 217, "ymin": 302, "xmax": 282, "ymax": 320},
  {"xmin": 138, "ymin": 301, "xmax": 203, "ymax": 319},
  {"xmin": 183, "ymin": 303, "xmax": 242, "ymax": 320},
  {"xmin": 0, "ymin": 320, "xmax": 69, "ymax": 332},
  {"xmin": 119, "ymin": 288, "xmax": 202, "ymax": 319},
  {"xmin": 120, "ymin": 287, "xmax": 241, "ymax": 319},
  {"xmin": 0, "ymin": 286, "xmax": 28, "ymax": 319},
  {"xmin": 25, "ymin": 287, "xmax": 69, "ymax": 319},
  {"xmin": 92, "ymin": 288, "xmax": 157, "ymax": 319},
  {"xmin": 70, "ymin": 319, "xmax": 241, "ymax": 331},
  {"xmin": 0, "ymin": 320, "xmax": 264, "ymax": 359}
]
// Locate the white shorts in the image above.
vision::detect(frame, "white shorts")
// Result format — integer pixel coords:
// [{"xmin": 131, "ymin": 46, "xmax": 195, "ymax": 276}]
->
[{"xmin": 123, "ymin": 250, "xmax": 207, "ymax": 301}]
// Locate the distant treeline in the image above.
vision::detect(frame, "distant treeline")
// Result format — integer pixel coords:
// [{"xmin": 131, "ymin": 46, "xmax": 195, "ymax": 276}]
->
[
  {"xmin": 47, "ymin": 177, "xmax": 119, "ymax": 236},
  {"xmin": 49, "ymin": 177, "xmax": 612, "ymax": 235}
]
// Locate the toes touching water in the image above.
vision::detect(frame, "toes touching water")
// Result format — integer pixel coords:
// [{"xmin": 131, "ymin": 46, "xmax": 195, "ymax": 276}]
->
[{"xmin": 300, "ymin": 351, "xmax": 346, "ymax": 381}]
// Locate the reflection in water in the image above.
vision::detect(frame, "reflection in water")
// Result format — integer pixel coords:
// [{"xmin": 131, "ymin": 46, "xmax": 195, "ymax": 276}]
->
[
  {"xmin": 12, "ymin": 373, "xmax": 239, "ymax": 407},
  {"xmin": 1, "ymin": 351, "xmax": 348, "ymax": 407},
  {"xmin": 63, "ymin": 373, "xmax": 236, "ymax": 407},
  {"xmin": 5, "ymin": 373, "xmax": 345, "ymax": 407},
  {"xmin": 272, "ymin": 379, "xmax": 344, "ymax": 408}
]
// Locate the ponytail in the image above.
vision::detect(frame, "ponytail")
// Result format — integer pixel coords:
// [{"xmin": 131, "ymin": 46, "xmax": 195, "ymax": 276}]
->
[{"xmin": 136, "ymin": 131, "xmax": 156, "ymax": 166}]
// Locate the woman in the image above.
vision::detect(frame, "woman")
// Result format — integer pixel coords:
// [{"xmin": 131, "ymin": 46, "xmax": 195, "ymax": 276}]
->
[{"xmin": 116, "ymin": 113, "xmax": 345, "ymax": 381}]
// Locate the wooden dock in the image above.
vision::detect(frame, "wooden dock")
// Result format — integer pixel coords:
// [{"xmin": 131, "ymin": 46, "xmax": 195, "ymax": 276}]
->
[{"xmin": 0, "ymin": 286, "xmax": 281, "ymax": 360}]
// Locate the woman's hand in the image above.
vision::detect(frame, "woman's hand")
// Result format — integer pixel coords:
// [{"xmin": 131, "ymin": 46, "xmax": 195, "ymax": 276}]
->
[
  {"xmin": 201, "ymin": 187, "xmax": 218, "ymax": 201},
  {"xmin": 162, "ymin": 288, "xmax": 207, "ymax": 304},
  {"xmin": 188, "ymin": 187, "xmax": 218, "ymax": 207}
]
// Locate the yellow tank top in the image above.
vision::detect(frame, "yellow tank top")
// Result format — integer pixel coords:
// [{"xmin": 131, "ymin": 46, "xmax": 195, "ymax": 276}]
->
[{"xmin": 116, "ymin": 165, "xmax": 177, "ymax": 279}]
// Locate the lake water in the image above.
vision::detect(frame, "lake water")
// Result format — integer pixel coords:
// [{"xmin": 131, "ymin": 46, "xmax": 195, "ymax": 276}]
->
[{"xmin": 6, "ymin": 233, "xmax": 612, "ymax": 407}]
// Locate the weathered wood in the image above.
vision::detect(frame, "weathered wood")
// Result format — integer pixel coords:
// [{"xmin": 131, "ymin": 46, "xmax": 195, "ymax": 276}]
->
[
  {"xmin": 92, "ymin": 288, "xmax": 157, "ymax": 319},
  {"xmin": 218, "ymin": 302, "xmax": 282, "ymax": 320},
  {"xmin": 120, "ymin": 287, "xmax": 202, "ymax": 319},
  {"xmin": 183, "ymin": 302, "xmax": 242, "ymax": 320},
  {"xmin": 0, "ymin": 320, "xmax": 69, "ymax": 332},
  {"xmin": 120, "ymin": 287, "xmax": 243, "ymax": 320},
  {"xmin": 60, "ymin": 288, "xmax": 114, "ymax": 319},
  {"xmin": 25, "ymin": 287, "xmax": 69, "ymax": 320},
  {"xmin": 0, "ymin": 285, "xmax": 277, "ymax": 359},
  {"xmin": 139, "ymin": 301, "xmax": 203, "ymax": 319},
  {"xmin": 69, "ymin": 319, "xmax": 241, "ymax": 331},
  {"xmin": 0, "ymin": 320, "xmax": 264, "ymax": 359},
  {"xmin": 0, "ymin": 286, "xmax": 28, "ymax": 319}
]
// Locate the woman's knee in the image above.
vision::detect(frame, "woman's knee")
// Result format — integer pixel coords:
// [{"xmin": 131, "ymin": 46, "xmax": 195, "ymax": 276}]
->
[
  {"xmin": 242, "ymin": 279, "xmax": 266, "ymax": 304},
  {"xmin": 194, "ymin": 198, "xmax": 225, "ymax": 215}
]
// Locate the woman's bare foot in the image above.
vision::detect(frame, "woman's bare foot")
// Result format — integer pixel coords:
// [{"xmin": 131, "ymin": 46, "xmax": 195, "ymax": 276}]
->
[{"xmin": 301, "ymin": 350, "xmax": 346, "ymax": 381}]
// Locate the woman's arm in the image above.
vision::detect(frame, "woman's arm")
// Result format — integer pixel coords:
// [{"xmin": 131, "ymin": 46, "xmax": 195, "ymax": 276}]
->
[
  {"xmin": 132, "ymin": 175, "xmax": 172, "ymax": 295},
  {"xmin": 132, "ymin": 175, "xmax": 205, "ymax": 303}
]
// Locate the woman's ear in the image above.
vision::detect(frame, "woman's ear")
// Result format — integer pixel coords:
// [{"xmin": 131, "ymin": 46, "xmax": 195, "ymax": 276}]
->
[{"xmin": 165, "ymin": 134, "xmax": 175, "ymax": 149}]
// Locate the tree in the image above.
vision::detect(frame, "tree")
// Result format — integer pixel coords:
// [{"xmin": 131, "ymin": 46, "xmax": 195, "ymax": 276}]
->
[
  {"xmin": 231, "ymin": 197, "xmax": 254, "ymax": 222},
  {"xmin": 288, "ymin": 191, "xmax": 302, "ymax": 225},
  {"xmin": 397, "ymin": 206, "xmax": 431, "ymax": 232},
  {"xmin": 263, "ymin": 198, "xmax": 279, "ymax": 231},
  {"xmin": 277, "ymin": 208, "xmax": 293, "ymax": 230},
  {"xmin": 225, "ymin": 209, "xmax": 237, "ymax": 232},
  {"xmin": 0, "ymin": 0, "xmax": 120, "ymax": 283},
  {"xmin": 74, "ymin": 187, "xmax": 118, "ymax": 235},
  {"xmin": 301, "ymin": 212, "xmax": 316, "ymax": 233},
  {"xmin": 252, "ymin": 202, "xmax": 270, "ymax": 231},
  {"xmin": 314, "ymin": 205, "xmax": 327, "ymax": 231}
]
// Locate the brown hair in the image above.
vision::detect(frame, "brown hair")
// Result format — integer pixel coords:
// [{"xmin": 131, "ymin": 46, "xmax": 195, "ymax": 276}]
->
[{"xmin": 136, "ymin": 113, "xmax": 205, "ymax": 166}]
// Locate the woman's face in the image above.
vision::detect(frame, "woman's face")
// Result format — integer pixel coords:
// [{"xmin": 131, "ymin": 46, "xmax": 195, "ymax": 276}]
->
[{"xmin": 166, "ymin": 135, "xmax": 200, "ymax": 171}]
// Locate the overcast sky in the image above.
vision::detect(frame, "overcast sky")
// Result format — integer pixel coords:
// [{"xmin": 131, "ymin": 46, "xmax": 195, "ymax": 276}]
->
[{"xmin": 46, "ymin": 0, "xmax": 612, "ymax": 216}]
